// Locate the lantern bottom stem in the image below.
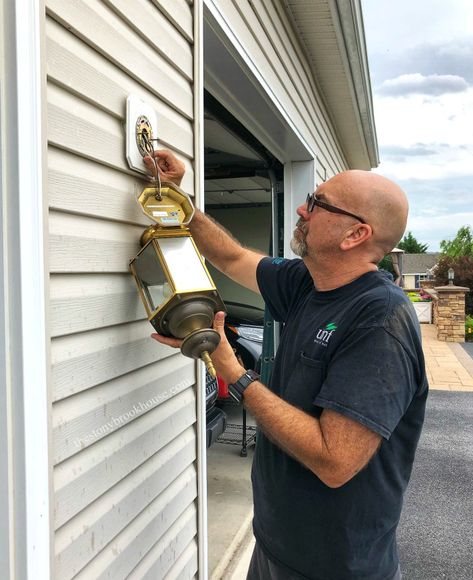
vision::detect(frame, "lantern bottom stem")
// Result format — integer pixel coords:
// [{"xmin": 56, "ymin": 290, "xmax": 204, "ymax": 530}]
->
[
  {"xmin": 201, "ymin": 351, "xmax": 216, "ymax": 378},
  {"xmin": 181, "ymin": 328, "xmax": 221, "ymax": 378}
]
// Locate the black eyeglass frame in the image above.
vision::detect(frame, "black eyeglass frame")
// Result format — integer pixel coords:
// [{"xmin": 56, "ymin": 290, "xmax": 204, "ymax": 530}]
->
[{"xmin": 305, "ymin": 193, "xmax": 365, "ymax": 224}]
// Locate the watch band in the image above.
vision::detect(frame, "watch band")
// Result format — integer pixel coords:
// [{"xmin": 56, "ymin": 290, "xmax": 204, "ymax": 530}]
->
[{"xmin": 228, "ymin": 369, "xmax": 260, "ymax": 403}]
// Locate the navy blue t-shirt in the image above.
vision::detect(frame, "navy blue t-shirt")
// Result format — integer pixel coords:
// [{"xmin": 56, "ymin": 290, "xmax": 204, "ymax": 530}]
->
[{"xmin": 252, "ymin": 257, "xmax": 428, "ymax": 580}]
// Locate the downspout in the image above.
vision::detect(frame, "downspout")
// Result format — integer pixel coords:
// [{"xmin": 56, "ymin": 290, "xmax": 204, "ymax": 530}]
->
[
  {"xmin": 194, "ymin": 1, "xmax": 209, "ymax": 578},
  {"xmin": 1, "ymin": 0, "xmax": 52, "ymax": 577},
  {"xmin": 268, "ymin": 167, "xmax": 281, "ymax": 354}
]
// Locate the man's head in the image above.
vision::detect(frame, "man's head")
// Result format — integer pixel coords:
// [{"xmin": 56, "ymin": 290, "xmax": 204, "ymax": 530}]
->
[{"xmin": 291, "ymin": 170, "xmax": 408, "ymax": 265}]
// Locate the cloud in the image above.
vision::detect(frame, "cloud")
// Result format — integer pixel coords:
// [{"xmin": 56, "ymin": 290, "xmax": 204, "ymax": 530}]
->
[
  {"xmin": 360, "ymin": 0, "xmax": 473, "ymax": 251},
  {"xmin": 371, "ymin": 171, "xmax": 473, "ymax": 250},
  {"xmin": 376, "ymin": 143, "xmax": 473, "ymax": 180},
  {"xmin": 368, "ymin": 37, "xmax": 473, "ymax": 86},
  {"xmin": 406, "ymin": 211, "xmax": 473, "ymax": 251},
  {"xmin": 378, "ymin": 73, "xmax": 468, "ymax": 97},
  {"xmin": 372, "ymin": 87, "xmax": 473, "ymax": 156},
  {"xmin": 380, "ymin": 144, "xmax": 438, "ymax": 160}
]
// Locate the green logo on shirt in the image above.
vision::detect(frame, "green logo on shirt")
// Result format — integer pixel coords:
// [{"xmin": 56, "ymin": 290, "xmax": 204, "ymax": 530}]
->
[{"xmin": 314, "ymin": 322, "xmax": 338, "ymax": 346}]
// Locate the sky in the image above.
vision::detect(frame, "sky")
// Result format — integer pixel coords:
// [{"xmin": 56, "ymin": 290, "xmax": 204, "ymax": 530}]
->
[{"xmin": 361, "ymin": 0, "xmax": 473, "ymax": 251}]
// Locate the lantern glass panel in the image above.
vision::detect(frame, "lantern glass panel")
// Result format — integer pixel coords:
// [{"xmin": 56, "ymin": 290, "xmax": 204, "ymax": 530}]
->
[
  {"xmin": 157, "ymin": 237, "xmax": 214, "ymax": 292},
  {"xmin": 133, "ymin": 242, "xmax": 172, "ymax": 312}
]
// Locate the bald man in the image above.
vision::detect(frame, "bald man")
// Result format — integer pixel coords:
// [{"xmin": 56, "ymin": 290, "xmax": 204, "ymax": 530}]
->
[{"xmin": 148, "ymin": 152, "xmax": 428, "ymax": 580}]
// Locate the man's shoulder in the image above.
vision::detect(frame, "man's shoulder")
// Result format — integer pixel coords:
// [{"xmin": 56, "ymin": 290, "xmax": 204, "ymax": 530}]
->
[
  {"xmin": 348, "ymin": 273, "xmax": 415, "ymax": 330},
  {"xmin": 259, "ymin": 256, "xmax": 307, "ymax": 271},
  {"xmin": 258, "ymin": 257, "xmax": 312, "ymax": 288}
]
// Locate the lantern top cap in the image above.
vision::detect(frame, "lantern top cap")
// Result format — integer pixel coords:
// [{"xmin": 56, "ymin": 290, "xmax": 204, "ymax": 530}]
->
[{"xmin": 138, "ymin": 181, "xmax": 195, "ymax": 227}]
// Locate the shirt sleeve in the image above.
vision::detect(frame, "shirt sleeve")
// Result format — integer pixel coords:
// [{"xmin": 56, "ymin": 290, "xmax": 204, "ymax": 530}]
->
[
  {"xmin": 313, "ymin": 326, "xmax": 421, "ymax": 439},
  {"xmin": 256, "ymin": 257, "xmax": 312, "ymax": 323}
]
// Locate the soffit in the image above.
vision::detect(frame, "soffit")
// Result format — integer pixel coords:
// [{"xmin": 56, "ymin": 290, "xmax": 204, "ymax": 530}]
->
[{"xmin": 282, "ymin": 0, "xmax": 379, "ymax": 169}]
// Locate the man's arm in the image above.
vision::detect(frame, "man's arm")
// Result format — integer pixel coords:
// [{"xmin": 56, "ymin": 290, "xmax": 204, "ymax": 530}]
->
[
  {"xmin": 154, "ymin": 312, "xmax": 382, "ymax": 488},
  {"xmin": 189, "ymin": 210, "xmax": 265, "ymax": 294},
  {"xmin": 144, "ymin": 150, "xmax": 265, "ymax": 293},
  {"xmin": 243, "ymin": 382, "xmax": 382, "ymax": 488},
  {"xmin": 210, "ymin": 313, "xmax": 382, "ymax": 489}
]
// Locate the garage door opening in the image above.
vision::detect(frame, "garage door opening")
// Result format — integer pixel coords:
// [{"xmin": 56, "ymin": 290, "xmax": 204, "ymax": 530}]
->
[
  {"xmin": 203, "ymin": 91, "xmax": 283, "ymax": 309},
  {"xmin": 203, "ymin": 91, "xmax": 283, "ymax": 576}
]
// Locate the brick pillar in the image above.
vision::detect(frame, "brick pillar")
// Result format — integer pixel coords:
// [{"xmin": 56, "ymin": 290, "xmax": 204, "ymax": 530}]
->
[{"xmin": 434, "ymin": 285, "xmax": 469, "ymax": 342}]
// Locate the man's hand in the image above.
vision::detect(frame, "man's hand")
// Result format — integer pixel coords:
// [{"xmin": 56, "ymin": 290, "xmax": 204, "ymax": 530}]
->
[
  {"xmin": 150, "ymin": 333, "xmax": 182, "ymax": 349},
  {"xmin": 143, "ymin": 149, "xmax": 185, "ymax": 186},
  {"xmin": 150, "ymin": 311, "xmax": 245, "ymax": 384},
  {"xmin": 209, "ymin": 311, "xmax": 245, "ymax": 385}
]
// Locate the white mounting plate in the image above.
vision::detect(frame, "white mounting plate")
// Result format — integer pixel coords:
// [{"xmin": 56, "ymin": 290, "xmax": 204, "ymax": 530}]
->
[{"xmin": 126, "ymin": 94, "xmax": 159, "ymax": 174}]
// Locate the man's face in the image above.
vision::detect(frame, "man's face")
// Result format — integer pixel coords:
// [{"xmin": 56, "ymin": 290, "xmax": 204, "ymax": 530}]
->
[
  {"xmin": 290, "ymin": 184, "xmax": 358, "ymax": 259},
  {"xmin": 290, "ymin": 186, "xmax": 329, "ymax": 259}
]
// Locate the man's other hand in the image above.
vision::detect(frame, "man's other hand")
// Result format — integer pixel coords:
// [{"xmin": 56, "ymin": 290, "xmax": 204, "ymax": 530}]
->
[
  {"xmin": 151, "ymin": 333, "xmax": 183, "ymax": 349},
  {"xmin": 210, "ymin": 311, "xmax": 245, "ymax": 385},
  {"xmin": 143, "ymin": 149, "xmax": 185, "ymax": 186},
  {"xmin": 151, "ymin": 312, "xmax": 245, "ymax": 386}
]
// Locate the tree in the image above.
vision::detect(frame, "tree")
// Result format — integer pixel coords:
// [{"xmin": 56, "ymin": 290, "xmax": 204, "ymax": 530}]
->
[
  {"xmin": 440, "ymin": 225, "xmax": 473, "ymax": 257},
  {"xmin": 397, "ymin": 231, "xmax": 428, "ymax": 253},
  {"xmin": 434, "ymin": 255, "xmax": 473, "ymax": 315}
]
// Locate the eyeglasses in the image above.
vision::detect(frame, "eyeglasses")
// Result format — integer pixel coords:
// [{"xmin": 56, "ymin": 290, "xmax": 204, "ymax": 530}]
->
[{"xmin": 305, "ymin": 193, "xmax": 365, "ymax": 224}]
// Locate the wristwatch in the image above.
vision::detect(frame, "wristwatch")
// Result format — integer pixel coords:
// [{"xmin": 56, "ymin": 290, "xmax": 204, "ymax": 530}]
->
[{"xmin": 228, "ymin": 369, "xmax": 260, "ymax": 403}]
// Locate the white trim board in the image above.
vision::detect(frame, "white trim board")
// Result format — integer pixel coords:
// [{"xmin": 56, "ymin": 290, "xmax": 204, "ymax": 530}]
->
[{"xmin": 0, "ymin": 0, "xmax": 52, "ymax": 578}]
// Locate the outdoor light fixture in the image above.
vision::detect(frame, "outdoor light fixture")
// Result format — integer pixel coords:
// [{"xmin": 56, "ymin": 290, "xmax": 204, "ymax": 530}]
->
[
  {"xmin": 448, "ymin": 267, "xmax": 455, "ymax": 285},
  {"xmin": 129, "ymin": 181, "xmax": 225, "ymax": 377}
]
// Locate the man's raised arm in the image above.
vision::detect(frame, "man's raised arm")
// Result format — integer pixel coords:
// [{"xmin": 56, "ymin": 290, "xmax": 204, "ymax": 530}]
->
[
  {"xmin": 145, "ymin": 150, "xmax": 265, "ymax": 294},
  {"xmin": 188, "ymin": 209, "xmax": 265, "ymax": 293}
]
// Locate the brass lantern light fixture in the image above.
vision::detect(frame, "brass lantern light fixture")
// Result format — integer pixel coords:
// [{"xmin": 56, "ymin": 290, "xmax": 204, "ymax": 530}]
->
[{"xmin": 129, "ymin": 180, "xmax": 225, "ymax": 377}]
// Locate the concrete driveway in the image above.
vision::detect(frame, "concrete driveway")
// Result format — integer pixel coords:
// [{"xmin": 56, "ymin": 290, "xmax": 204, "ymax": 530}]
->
[
  {"xmin": 398, "ymin": 390, "xmax": 473, "ymax": 579},
  {"xmin": 461, "ymin": 341, "xmax": 473, "ymax": 358}
]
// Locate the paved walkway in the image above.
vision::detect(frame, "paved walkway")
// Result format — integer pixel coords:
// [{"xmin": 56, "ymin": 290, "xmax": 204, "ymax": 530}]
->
[{"xmin": 421, "ymin": 324, "xmax": 473, "ymax": 391}]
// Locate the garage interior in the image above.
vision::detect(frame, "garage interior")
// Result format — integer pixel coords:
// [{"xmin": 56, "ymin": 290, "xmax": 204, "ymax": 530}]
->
[{"xmin": 203, "ymin": 92, "xmax": 283, "ymax": 576}]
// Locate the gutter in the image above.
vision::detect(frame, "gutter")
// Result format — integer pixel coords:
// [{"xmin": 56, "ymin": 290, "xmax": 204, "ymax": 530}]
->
[{"xmin": 329, "ymin": 0, "xmax": 379, "ymax": 167}]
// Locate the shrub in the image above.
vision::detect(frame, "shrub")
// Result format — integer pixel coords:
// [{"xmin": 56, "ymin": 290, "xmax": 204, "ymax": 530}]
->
[
  {"xmin": 407, "ymin": 291, "xmax": 431, "ymax": 302},
  {"xmin": 466, "ymin": 315, "xmax": 473, "ymax": 342}
]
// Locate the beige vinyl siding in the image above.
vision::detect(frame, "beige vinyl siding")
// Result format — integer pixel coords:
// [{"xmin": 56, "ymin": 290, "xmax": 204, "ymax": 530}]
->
[
  {"xmin": 46, "ymin": 0, "xmax": 199, "ymax": 578},
  {"xmin": 206, "ymin": 0, "xmax": 349, "ymax": 177}
]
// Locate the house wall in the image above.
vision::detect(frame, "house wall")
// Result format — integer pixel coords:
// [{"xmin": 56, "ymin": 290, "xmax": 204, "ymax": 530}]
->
[
  {"xmin": 404, "ymin": 275, "xmax": 417, "ymax": 289},
  {"xmin": 45, "ymin": 1, "xmax": 200, "ymax": 577},
  {"xmin": 204, "ymin": 0, "xmax": 352, "ymax": 260},
  {"xmin": 205, "ymin": 0, "xmax": 349, "ymax": 179}
]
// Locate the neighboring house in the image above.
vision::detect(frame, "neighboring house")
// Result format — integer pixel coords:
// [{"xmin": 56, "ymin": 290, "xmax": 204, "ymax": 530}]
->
[
  {"xmin": 403, "ymin": 253, "xmax": 440, "ymax": 288},
  {"xmin": 1, "ymin": 1, "xmax": 378, "ymax": 578}
]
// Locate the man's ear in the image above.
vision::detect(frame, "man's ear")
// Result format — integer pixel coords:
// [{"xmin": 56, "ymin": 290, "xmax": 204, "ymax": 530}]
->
[{"xmin": 340, "ymin": 224, "xmax": 372, "ymax": 251}]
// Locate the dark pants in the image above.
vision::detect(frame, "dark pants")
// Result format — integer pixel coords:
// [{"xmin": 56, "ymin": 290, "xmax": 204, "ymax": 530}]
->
[{"xmin": 246, "ymin": 541, "xmax": 402, "ymax": 580}]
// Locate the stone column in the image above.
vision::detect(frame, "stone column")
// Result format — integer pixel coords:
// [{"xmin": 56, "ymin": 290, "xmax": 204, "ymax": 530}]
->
[{"xmin": 434, "ymin": 285, "xmax": 469, "ymax": 342}]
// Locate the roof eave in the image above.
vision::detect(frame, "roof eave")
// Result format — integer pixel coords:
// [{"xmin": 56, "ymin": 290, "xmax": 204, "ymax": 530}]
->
[{"xmin": 282, "ymin": 0, "xmax": 379, "ymax": 170}]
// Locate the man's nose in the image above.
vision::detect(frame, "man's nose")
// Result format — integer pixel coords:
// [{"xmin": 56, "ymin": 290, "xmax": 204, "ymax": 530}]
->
[{"xmin": 296, "ymin": 204, "xmax": 309, "ymax": 219}]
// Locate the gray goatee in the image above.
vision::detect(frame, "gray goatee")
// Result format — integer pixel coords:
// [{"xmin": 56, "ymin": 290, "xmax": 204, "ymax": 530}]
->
[{"xmin": 290, "ymin": 220, "xmax": 308, "ymax": 257}]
